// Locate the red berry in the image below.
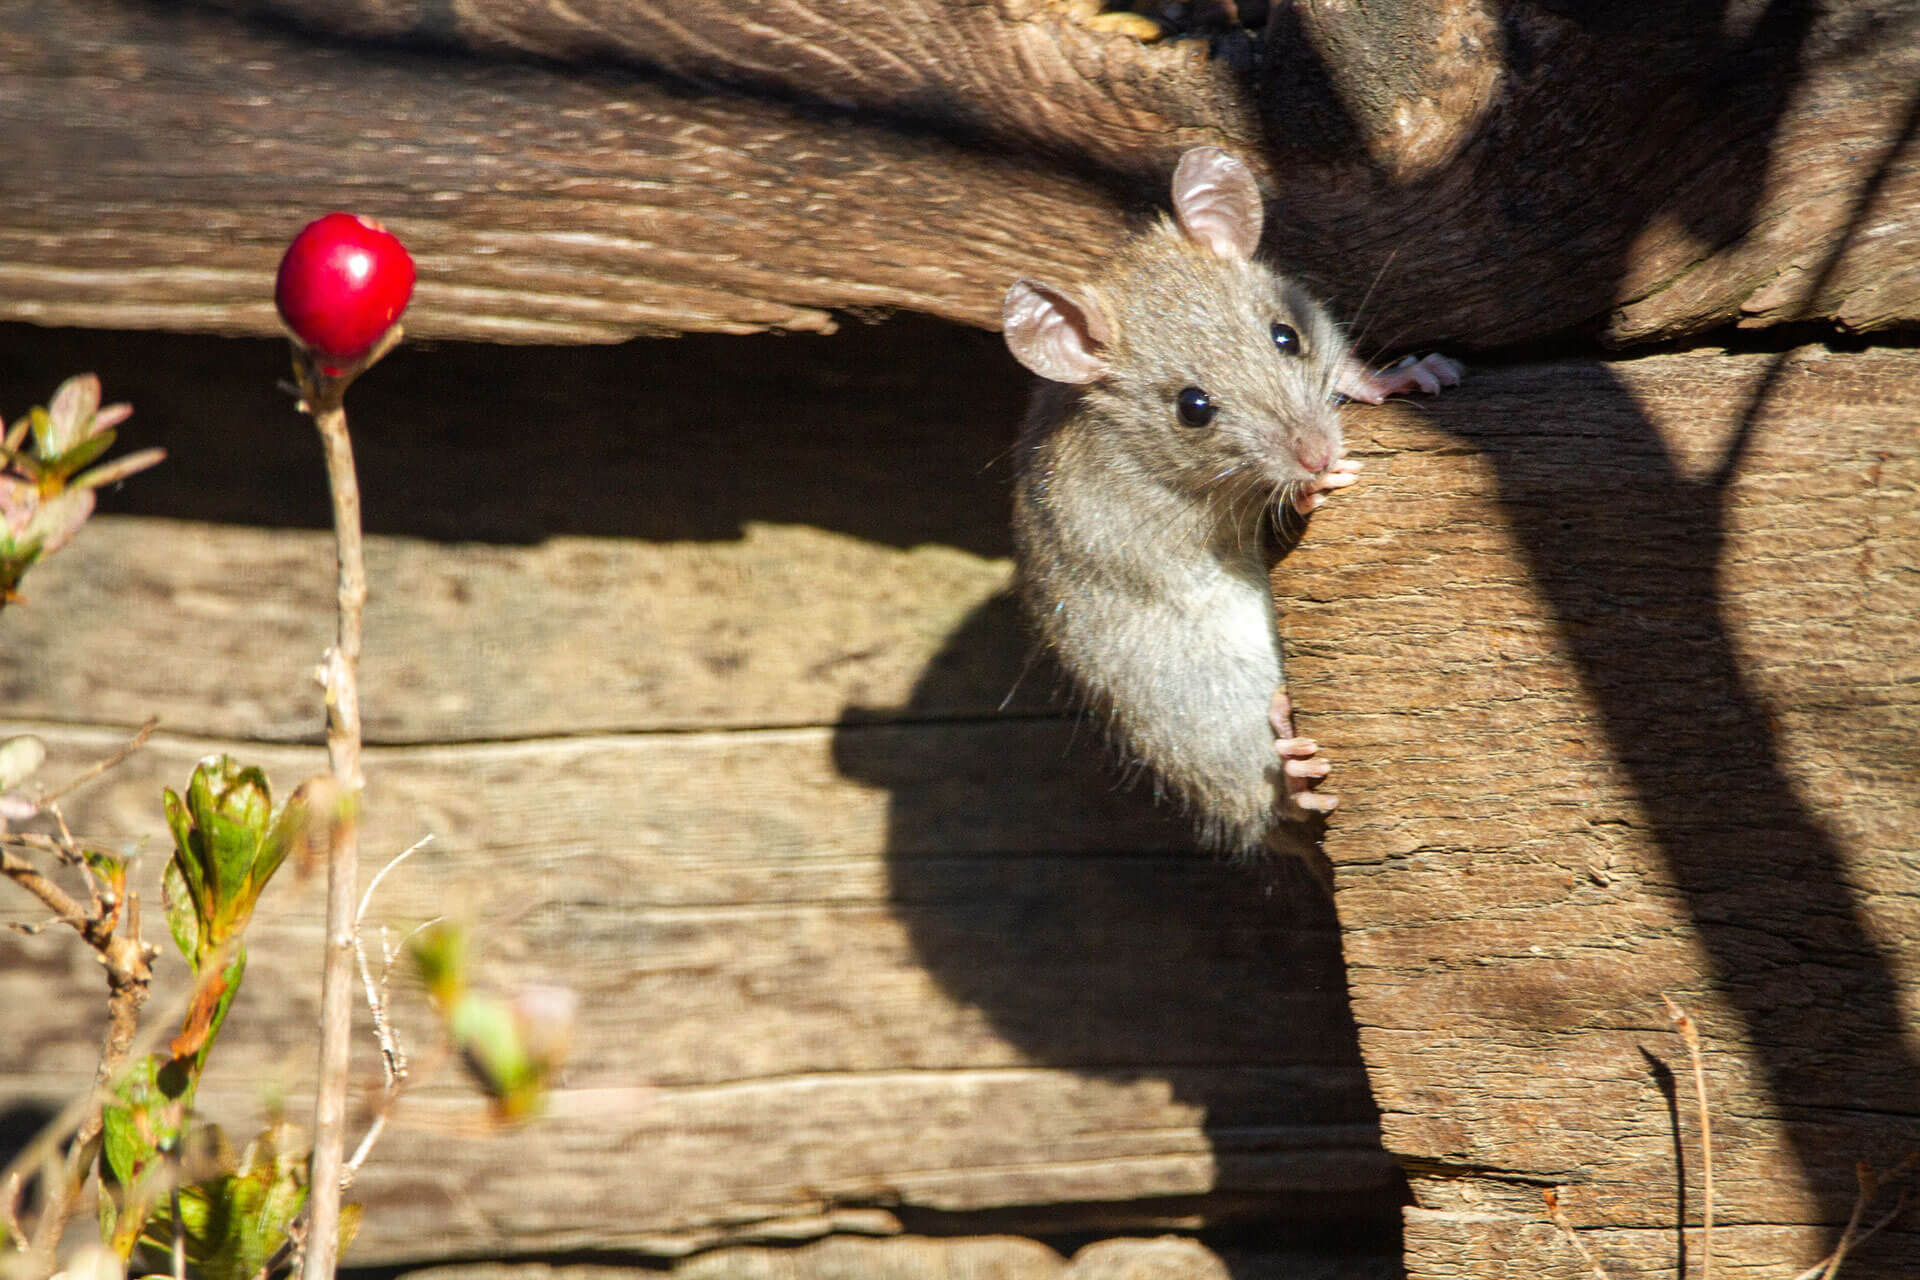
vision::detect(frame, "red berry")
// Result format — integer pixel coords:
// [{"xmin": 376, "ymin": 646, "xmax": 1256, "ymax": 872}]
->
[{"xmin": 274, "ymin": 213, "xmax": 416, "ymax": 368}]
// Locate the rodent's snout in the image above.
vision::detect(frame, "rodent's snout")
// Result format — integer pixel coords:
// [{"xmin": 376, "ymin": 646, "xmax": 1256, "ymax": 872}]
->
[{"xmin": 1292, "ymin": 441, "xmax": 1337, "ymax": 476}]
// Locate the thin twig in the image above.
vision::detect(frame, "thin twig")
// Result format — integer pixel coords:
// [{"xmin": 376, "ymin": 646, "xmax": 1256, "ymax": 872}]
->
[
  {"xmin": 1798, "ymin": 1155, "xmax": 1916, "ymax": 1280},
  {"xmin": 2, "ymin": 986, "xmax": 187, "ymax": 1269},
  {"xmin": 3, "ymin": 813, "xmax": 159, "ymax": 1261},
  {"xmin": 44, "ymin": 801, "xmax": 106, "ymax": 913},
  {"xmin": 1544, "ymin": 1187, "xmax": 1611, "ymax": 1280},
  {"xmin": 300, "ymin": 364, "xmax": 371, "ymax": 1280},
  {"xmin": 1662, "ymin": 995, "xmax": 1712, "ymax": 1280},
  {"xmin": 355, "ymin": 835, "xmax": 429, "ymax": 931},
  {"xmin": 2, "ymin": 842, "xmax": 92, "ymax": 933},
  {"xmin": 341, "ymin": 837, "xmax": 432, "ymax": 1186},
  {"xmin": 37, "ymin": 718, "xmax": 158, "ymax": 807}
]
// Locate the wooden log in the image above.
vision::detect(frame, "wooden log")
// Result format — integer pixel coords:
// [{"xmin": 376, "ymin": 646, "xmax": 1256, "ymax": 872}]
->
[
  {"xmin": 4, "ymin": 0, "xmax": 1918, "ymax": 349},
  {"xmin": 1282, "ymin": 346, "xmax": 1920, "ymax": 1278}
]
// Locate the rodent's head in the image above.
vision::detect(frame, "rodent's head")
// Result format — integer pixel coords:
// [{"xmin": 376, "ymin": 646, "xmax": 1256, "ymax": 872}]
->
[{"xmin": 1003, "ymin": 148, "xmax": 1346, "ymax": 509}]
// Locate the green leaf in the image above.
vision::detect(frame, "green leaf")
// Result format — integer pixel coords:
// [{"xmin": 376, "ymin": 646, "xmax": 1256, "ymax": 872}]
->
[
  {"xmin": 203, "ymin": 765, "xmax": 273, "ymax": 930},
  {"xmin": 451, "ymin": 992, "xmax": 537, "ymax": 1112},
  {"xmin": 251, "ymin": 793, "xmax": 306, "ymax": 898},
  {"xmin": 24, "ymin": 405, "xmax": 52, "ymax": 458},
  {"xmin": 161, "ymin": 856, "xmax": 200, "ymax": 967},
  {"xmin": 102, "ymin": 1058, "xmax": 162, "ymax": 1189},
  {"xmin": 170, "ymin": 948, "xmax": 245, "ymax": 1074},
  {"xmin": 161, "ymin": 785, "xmax": 208, "ymax": 961},
  {"xmin": 136, "ymin": 1123, "xmax": 313, "ymax": 1280},
  {"xmin": 71, "ymin": 446, "xmax": 166, "ymax": 493},
  {"xmin": 408, "ymin": 920, "xmax": 468, "ymax": 1010},
  {"xmin": 42, "ymin": 428, "xmax": 115, "ymax": 480}
]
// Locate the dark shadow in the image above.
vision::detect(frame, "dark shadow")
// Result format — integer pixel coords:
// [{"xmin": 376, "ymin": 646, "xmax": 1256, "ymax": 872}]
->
[
  {"xmin": 1638, "ymin": 1048, "xmax": 1687, "ymax": 1278},
  {"xmin": 0, "ymin": 1101, "xmax": 60, "ymax": 1218},
  {"xmin": 838, "ymin": 604, "xmax": 1409, "ymax": 1264},
  {"xmin": 0, "ymin": 314, "xmax": 1024, "ymax": 557}
]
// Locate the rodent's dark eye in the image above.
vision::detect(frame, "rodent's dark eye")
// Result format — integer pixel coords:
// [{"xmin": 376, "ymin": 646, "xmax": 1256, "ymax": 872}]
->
[
  {"xmin": 1175, "ymin": 386, "xmax": 1215, "ymax": 428},
  {"xmin": 1270, "ymin": 322, "xmax": 1302, "ymax": 356}
]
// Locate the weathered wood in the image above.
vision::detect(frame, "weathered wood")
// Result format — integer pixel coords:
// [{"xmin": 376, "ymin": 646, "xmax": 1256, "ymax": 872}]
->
[
  {"xmin": 388, "ymin": 1234, "xmax": 1399, "ymax": 1280},
  {"xmin": 8, "ymin": 325, "xmax": 1917, "ymax": 1278},
  {"xmin": 4, "ymin": 0, "xmax": 1918, "ymax": 349},
  {"xmin": 1282, "ymin": 347, "xmax": 1920, "ymax": 1278},
  {"xmin": 396, "ymin": 1237, "xmax": 1071, "ymax": 1280},
  {"xmin": 1, "ymin": 722, "xmax": 1387, "ymax": 1259},
  {"xmin": 0, "ymin": 317, "xmax": 1041, "ymax": 742}
]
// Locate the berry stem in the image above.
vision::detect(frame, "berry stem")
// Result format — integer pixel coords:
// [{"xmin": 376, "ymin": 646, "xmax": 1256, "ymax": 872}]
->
[{"xmin": 296, "ymin": 350, "xmax": 369, "ymax": 1280}]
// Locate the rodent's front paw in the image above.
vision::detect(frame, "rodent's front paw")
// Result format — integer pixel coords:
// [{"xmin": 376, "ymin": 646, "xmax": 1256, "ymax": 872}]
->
[
  {"xmin": 1269, "ymin": 689, "xmax": 1338, "ymax": 815},
  {"xmin": 1292, "ymin": 456, "xmax": 1362, "ymax": 514}
]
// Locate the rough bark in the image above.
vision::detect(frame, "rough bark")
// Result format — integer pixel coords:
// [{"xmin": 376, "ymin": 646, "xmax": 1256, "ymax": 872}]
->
[{"xmin": 3, "ymin": 0, "xmax": 1917, "ymax": 349}]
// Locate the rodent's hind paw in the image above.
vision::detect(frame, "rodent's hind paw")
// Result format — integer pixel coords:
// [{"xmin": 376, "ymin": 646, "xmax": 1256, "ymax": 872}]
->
[
  {"xmin": 1339, "ymin": 352, "xmax": 1464, "ymax": 404},
  {"xmin": 1270, "ymin": 688, "xmax": 1339, "ymax": 816}
]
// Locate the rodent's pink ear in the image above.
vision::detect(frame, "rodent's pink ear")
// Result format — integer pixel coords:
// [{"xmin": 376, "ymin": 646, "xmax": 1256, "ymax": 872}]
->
[
  {"xmin": 1002, "ymin": 278, "xmax": 1109, "ymax": 384},
  {"xmin": 1170, "ymin": 147, "xmax": 1263, "ymax": 260}
]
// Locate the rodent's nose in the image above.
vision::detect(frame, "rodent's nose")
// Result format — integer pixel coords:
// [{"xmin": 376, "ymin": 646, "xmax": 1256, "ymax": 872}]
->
[{"xmin": 1294, "ymin": 444, "xmax": 1335, "ymax": 475}]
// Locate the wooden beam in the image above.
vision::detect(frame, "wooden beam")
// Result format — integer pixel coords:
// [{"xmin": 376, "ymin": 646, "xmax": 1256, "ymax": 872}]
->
[
  {"xmin": 1284, "ymin": 347, "xmax": 1920, "ymax": 1278},
  {"xmin": 5, "ymin": 0, "xmax": 1918, "ymax": 349}
]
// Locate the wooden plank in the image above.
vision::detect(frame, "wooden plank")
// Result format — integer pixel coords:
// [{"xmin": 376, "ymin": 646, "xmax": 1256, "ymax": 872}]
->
[
  {"xmin": 394, "ymin": 1237, "xmax": 1071, "ymax": 1280},
  {"xmin": 0, "ymin": 318, "xmax": 1045, "ymax": 740},
  {"xmin": 389, "ymin": 1235, "xmax": 1403, "ymax": 1280},
  {"xmin": 1280, "ymin": 347, "xmax": 1920, "ymax": 1278},
  {"xmin": 0, "ymin": 0, "xmax": 1116, "ymax": 344},
  {"xmin": 1, "ymin": 724, "xmax": 1391, "ymax": 1261},
  {"xmin": 3, "ymin": 0, "xmax": 1917, "ymax": 350}
]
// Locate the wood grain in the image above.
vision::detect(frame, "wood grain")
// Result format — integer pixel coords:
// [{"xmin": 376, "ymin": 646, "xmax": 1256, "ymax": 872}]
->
[
  {"xmin": 3, "ymin": 0, "xmax": 1917, "ymax": 351},
  {"xmin": 1283, "ymin": 348, "xmax": 1920, "ymax": 1278},
  {"xmin": 0, "ymin": 722, "xmax": 1389, "ymax": 1259},
  {"xmin": 7, "ymin": 326, "xmax": 1918, "ymax": 1276}
]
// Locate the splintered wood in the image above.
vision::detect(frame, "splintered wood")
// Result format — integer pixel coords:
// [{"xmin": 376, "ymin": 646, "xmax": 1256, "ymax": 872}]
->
[{"xmin": 1280, "ymin": 348, "xmax": 1920, "ymax": 1278}]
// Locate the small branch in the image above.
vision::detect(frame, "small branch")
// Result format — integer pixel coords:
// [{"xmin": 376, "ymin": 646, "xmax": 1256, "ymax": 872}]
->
[
  {"xmin": 356, "ymin": 835, "xmax": 429, "ymax": 934},
  {"xmin": 38, "ymin": 717, "xmax": 158, "ymax": 806},
  {"xmin": 1662, "ymin": 996, "xmax": 1712, "ymax": 1280},
  {"xmin": 342, "ymin": 837, "xmax": 432, "ymax": 1186},
  {"xmin": 2, "ymin": 841, "xmax": 92, "ymax": 933},
  {"xmin": 299, "ymin": 358, "xmax": 371, "ymax": 1280},
  {"xmin": 1543, "ymin": 1187, "xmax": 1611, "ymax": 1280},
  {"xmin": 1797, "ymin": 1155, "xmax": 1916, "ymax": 1280}
]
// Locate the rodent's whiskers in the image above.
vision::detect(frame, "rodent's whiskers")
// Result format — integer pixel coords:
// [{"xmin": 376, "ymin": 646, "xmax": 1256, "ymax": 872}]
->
[{"xmin": 1343, "ymin": 247, "xmax": 1399, "ymax": 363}]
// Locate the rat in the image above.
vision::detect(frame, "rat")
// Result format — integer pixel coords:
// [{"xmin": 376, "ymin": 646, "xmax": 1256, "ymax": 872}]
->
[{"xmin": 1002, "ymin": 146, "xmax": 1461, "ymax": 858}]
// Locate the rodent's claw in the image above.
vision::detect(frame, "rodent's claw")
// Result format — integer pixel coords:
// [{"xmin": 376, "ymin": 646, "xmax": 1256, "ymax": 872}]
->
[
  {"xmin": 1270, "ymin": 689, "xmax": 1338, "ymax": 816},
  {"xmin": 1291, "ymin": 456, "xmax": 1362, "ymax": 514}
]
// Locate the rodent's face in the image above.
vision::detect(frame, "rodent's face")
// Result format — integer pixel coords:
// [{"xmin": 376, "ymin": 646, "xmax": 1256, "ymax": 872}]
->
[{"xmin": 1096, "ymin": 239, "xmax": 1347, "ymax": 506}]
